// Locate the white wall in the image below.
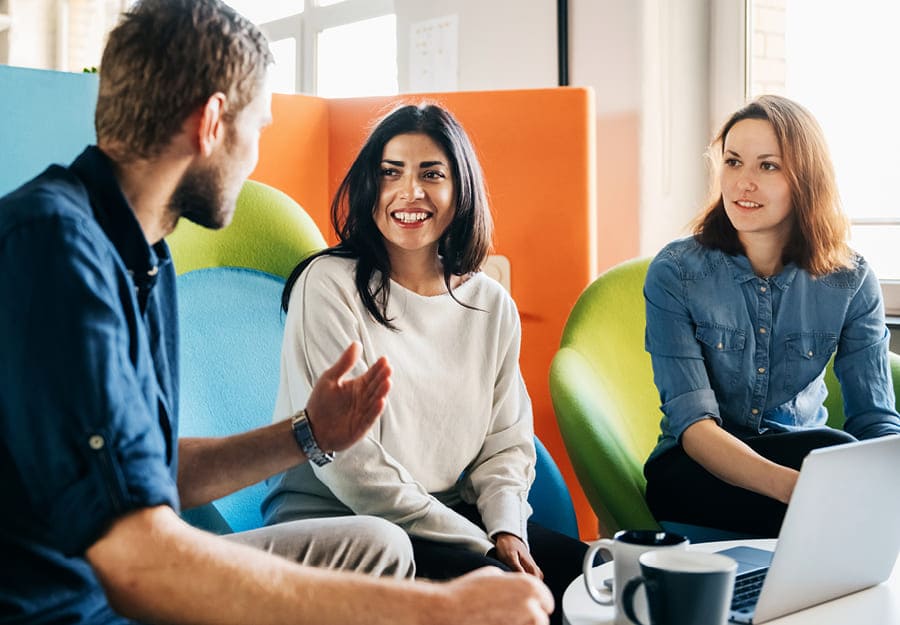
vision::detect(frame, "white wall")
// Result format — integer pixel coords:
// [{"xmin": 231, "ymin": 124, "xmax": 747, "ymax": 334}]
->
[
  {"xmin": 395, "ymin": 0, "xmax": 643, "ymax": 108},
  {"xmin": 570, "ymin": 0, "xmax": 640, "ymax": 115},
  {"xmin": 395, "ymin": 0, "xmax": 558, "ymax": 92},
  {"xmin": 639, "ymin": 0, "xmax": 712, "ymax": 256}
]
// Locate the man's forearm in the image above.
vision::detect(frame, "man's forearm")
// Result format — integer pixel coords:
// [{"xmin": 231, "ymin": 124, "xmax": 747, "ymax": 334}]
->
[
  {"xmin": 177, "ymin": 421, "xmax": 303, "ymax": 509},
  {"xmin": 87, "ymin": 506, "xmax": 442, "ymax": 625}
]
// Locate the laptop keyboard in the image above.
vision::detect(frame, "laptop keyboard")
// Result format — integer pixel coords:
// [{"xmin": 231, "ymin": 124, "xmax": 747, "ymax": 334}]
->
[{"xmin": 731, "ymin": 569, "xmax": 769, "ymax": 610}]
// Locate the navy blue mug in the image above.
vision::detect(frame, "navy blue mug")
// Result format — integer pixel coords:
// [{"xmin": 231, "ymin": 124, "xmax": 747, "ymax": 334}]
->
[{"xmin": 622, "ymin": 550, "xmax": 737, "ymax": 625}]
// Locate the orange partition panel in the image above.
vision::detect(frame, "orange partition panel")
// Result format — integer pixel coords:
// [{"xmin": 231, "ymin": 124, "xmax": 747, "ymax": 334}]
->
[
  {"xmin": 253, "ymin": 88, "xmax": 599, "ymax": 539},
  {"xmin": 252, "ymin": 94, "xmax": 331, "ymax": 231}
]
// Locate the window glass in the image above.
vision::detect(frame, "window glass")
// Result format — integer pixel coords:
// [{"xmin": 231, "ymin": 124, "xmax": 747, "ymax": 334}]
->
[
  {"xmin": 749, "ymin": 0, "xmax": 900, "ymax": 281},
  {"xmin": 316, "ymin": 14, "xmax": 397, "ymax": 98},
  {"xmin": 268, "ymin": 37, "xmax": 297, "ymax": 94}
]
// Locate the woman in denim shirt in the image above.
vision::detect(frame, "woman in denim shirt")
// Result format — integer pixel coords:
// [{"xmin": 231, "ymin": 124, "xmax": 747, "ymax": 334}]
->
[{"xmin": 643, "ymin": 95, "xmax": 900, "ymax": 537}]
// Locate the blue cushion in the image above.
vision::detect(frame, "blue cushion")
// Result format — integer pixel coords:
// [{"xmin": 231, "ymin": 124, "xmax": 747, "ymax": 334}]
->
[
  {"xmin": 529, "ymin": 437, "xmax": 579, "ymax": 538},
  {"xmin": 178, "ymin": 267, "xmax": 286, "ymax": 533}
]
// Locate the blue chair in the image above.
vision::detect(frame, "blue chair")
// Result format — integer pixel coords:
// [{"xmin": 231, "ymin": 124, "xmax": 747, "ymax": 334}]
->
[
  {"xmin": 532, "ymin": 438, "xmax": 579, "ymax": 538},
  {"xmin": 171, "ymin": 180, "xmax": 578, "ymax": 538}
]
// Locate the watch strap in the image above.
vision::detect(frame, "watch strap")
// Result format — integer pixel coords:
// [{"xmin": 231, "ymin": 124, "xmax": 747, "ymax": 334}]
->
[{"xmin": 290, "ymin": 409, "xmax": 334, "ymax": 467}]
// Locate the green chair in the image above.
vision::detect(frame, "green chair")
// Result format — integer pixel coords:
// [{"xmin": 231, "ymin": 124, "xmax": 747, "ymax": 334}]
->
[{"xmin": 550, "ymin": 257, "xmax": 900, "ymax": 538}]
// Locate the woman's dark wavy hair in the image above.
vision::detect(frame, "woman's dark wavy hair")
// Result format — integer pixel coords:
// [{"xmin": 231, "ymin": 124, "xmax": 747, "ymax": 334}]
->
[
  {"xmin": 694, "ymin": 95, "xmax": 852, "ymax": 276},
  {"xmin": 281, "ymin": 103, "xmax": 493, "ymax": 329}
]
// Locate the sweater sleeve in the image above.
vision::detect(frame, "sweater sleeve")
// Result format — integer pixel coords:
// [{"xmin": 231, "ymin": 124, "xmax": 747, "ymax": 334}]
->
[
  {"xmin": 283, "ymin": 258, "xmax": 494, "ymax": 553},
  {"xmin": 460, "ymin": 294, "xmax": 536, "ymax": 544}
]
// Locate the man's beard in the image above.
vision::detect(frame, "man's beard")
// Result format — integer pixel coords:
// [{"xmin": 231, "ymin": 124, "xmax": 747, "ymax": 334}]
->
[{"xmin": 169, "ymin": 161, "xmax": 235, "ymax": 230}]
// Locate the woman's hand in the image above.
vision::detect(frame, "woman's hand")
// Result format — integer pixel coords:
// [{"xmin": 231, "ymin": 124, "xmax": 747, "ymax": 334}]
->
[{"xmin": 493, "ymin": 532, "xmax": 543, "ymax": 580}]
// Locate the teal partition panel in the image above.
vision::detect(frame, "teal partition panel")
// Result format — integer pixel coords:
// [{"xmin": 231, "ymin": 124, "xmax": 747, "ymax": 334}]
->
[{"xmin": 0, "ymin": 66, "xmax": 98, "ymax": 196}]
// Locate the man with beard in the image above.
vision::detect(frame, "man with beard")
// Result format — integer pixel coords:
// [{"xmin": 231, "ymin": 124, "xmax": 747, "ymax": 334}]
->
[{"xmin": 0, "ymin": 1, "xmax": 553, "ymax": 624}]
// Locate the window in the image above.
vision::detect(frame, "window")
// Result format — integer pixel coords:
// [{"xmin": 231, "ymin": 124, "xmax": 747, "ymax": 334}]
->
[
  {"xmin": 745, "ymin": 0, "xmax": 900, "ymax": 313},
  {"xmin": 316, "ymin": 14, "xmax": 397, "ymax": 98},
  {"xmin": 224, "ymin": 0, "xmax": 397, "ymax": 98}
]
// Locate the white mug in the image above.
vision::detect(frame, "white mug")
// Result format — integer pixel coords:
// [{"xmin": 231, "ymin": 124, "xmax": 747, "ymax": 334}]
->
[{"xmin": 583, "ymin": 530, "xmax": 689, "ymax": 625}]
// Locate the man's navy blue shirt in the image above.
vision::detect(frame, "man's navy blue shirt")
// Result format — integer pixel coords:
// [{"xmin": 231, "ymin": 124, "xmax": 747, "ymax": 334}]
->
[{"xmin": 0, "ymin": 147, "xmax": 181, "ymax": 624}]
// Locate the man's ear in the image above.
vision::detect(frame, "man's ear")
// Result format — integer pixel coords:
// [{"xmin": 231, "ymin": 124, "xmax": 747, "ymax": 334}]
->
[{"xmin": 196, "ymin": 92, "xmax": 228, "ymax": 157}]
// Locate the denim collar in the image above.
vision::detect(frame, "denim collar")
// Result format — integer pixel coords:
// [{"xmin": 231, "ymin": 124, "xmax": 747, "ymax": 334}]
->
[{"xmin": 723, "ymin": 250, "xmax": 798, "ymax": 290}]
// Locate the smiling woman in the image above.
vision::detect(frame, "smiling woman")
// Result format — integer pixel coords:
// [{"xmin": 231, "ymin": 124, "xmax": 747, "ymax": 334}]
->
[{"xmin": 265, "ymin": 103, "xmax": 587, "ymax": 625}]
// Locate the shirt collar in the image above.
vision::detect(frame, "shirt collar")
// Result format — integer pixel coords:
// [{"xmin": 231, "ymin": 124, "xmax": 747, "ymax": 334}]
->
[
  {"xmin": 723, "ymin": 250, "xmax": 798, "ymax": 289},
  {"xmin": 69, "ymin": 146, "xmax": 171, "ymax": 289}
]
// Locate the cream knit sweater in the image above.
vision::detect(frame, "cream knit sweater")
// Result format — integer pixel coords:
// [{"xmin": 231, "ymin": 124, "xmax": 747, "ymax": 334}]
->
[{"xmin": 264, "ymin": 255, "xmax": 535, "ymax": 554}]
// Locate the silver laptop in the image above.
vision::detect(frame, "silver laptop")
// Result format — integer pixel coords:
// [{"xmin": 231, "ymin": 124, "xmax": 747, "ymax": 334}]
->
[{"xmin": 719, "ymin": 435, "xmax": 900, "ymax": 624}]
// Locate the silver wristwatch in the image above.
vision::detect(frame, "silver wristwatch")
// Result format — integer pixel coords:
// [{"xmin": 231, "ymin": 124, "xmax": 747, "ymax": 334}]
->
[{"xmin": 290, "ymin": 409, "xmax": 334, "ymax": 467}]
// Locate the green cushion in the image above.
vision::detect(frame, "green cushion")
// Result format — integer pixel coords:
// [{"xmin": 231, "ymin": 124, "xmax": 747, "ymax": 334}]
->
[
  {"xmin": 167, "ymin": 179, "xmax": 327, "ymax": 278},
  {"xmin": 550, "ymin": 256, "xmax": 900, "ymax": 537}
]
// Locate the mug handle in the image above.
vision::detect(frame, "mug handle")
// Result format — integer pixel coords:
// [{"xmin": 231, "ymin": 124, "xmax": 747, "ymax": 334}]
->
[
  {"xmin": 622, "ymin": 576, "xmax": 649, "ymax": 625},
  {"xmin": 583, "ymin": 538, "xmax": 615, "ymax": 605}
]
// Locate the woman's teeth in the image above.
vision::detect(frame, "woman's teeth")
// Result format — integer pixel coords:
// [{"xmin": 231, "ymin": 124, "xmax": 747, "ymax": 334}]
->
[{"xmin": 392, "ymin": 211, "xmax": 430, "ymax": 223}]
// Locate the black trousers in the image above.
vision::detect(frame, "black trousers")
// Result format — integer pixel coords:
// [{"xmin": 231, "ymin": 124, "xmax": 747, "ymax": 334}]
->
[
  {"xmin": 644, "ymin": 427, "xmax": 857, "ymax": 538},
  {"xmin": 409, "ymin": 503, "xmax": 588, "ymax": 625}
]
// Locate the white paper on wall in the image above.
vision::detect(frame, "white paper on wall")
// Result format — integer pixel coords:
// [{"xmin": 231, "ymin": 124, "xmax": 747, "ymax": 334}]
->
[{"xmin": 408, "ymin": 14, "xmax": 458, "ymax": 92}]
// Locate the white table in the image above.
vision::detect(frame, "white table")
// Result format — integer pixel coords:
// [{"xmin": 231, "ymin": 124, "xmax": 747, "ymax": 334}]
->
[{"xmin": 563, "ymin": 539, "xmax": 900, "ymax": 625}]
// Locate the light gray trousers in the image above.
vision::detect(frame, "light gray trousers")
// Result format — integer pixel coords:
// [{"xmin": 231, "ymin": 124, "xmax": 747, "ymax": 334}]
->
[{"xmin": 225, "ymin": 515, "xmax": 416, "ymax": 579}]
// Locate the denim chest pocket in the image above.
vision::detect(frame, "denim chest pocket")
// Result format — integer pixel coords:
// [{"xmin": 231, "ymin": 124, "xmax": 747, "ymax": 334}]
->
[
  {"xmin": 696, "ymin": 325, "xmax": 746, "ymax": 388},
  {"xmin": 783, "ymin": 332, "xmax": 838, "ymax": 394}
]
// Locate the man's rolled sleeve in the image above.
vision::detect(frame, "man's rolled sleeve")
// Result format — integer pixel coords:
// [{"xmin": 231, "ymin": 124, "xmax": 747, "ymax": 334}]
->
[{"xmin": 1, "ymin": 216, "xmax": 178, "ymax": 556}]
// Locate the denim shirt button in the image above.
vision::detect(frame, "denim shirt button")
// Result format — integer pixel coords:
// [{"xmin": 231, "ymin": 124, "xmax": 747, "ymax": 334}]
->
[
  {"xmin": 88, "ymin": 435, "xmax": 105, "ymax": 450},
  {"xmin": 751, "ymin": 408, "xmax": 760, "ymax": 415},
  {"xmin": 717, "ymin": 342, "xmax": 724, "ymax": 350},
  {"xmin": 760, "ymin": 286, "xmax": 767, "ymax": 293},
  {"xmin": 758, "ymin": 367, "xmax": 766, "ymax": 374},
  {"xmin": 759, "ymin": 327, "xmax": 767, "ymax": 334}
]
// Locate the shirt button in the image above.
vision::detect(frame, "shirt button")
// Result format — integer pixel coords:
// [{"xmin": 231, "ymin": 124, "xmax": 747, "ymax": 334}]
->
[
  {"xmin": 716, "ymin": 342, "xmax": 724, "ymax": 350},
  {"xmin": 758, "ymin": 367, "xmax": 766, "ymax": 374},
  {"xmin": 759, "ymin": 327, "xmax": 767, "ymax": 334},
  {"xmin": 807, "ymin": 350, "xmax": 814, "ymax": 357},
  {"xmin": 148, "ymin": 265, "xmax": 159, "ymax": 276},
  {"xmin": 760, "ymin": 286, "xmax": 767, "ymax": 293},
  {"xmin": 89, "ymin": 435, "xmax": 105, "ymax": 450},
  {"xmin": 751, "ymin": 408, "xmax": 760, "ymax": 415}
]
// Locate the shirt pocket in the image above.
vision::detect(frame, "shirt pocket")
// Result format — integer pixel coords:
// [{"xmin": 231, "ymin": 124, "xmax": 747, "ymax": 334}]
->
[
  {"xmin": 695, "ymin": 324, "xmax": 746, "ymax": 389},
  {"xmin": 783, "ymin": 332, "xmax": 838, "ymax": 395}
]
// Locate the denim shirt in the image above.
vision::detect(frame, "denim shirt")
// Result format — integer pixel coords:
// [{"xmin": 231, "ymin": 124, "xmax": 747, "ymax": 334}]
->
[
  {"xmin": 0, "ymin": 147, "xmax": 180, "ymax": 624},
  {"xmin": 644, "ymin": 236, "xmax": 900, "ymax": 462}
]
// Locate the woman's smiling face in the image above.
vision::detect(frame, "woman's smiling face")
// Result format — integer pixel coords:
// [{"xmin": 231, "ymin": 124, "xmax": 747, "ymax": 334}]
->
[{"xmin": 373, "ymin": 132, "xmax": 456, "ymax": 263}]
